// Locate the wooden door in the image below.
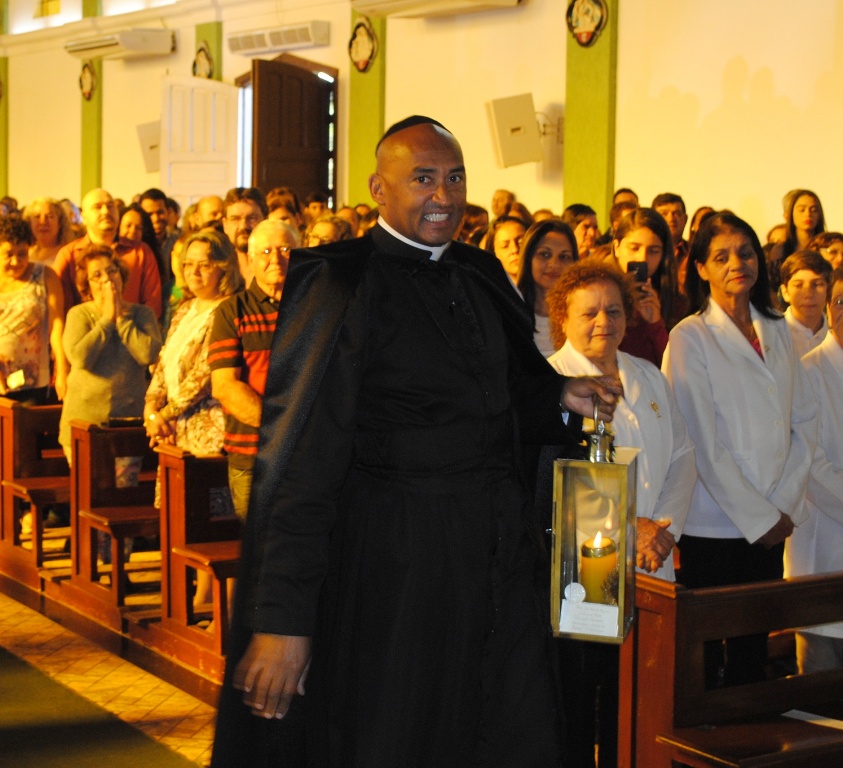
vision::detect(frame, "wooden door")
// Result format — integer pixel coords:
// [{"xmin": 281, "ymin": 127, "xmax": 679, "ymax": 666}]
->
[
  {"xmin": 160, "ymin": 76, "xmax": 239, "ymax": 210},
  {"xmin": 240, "ymin": 54, "xmax": 338, "ymax": 206}
]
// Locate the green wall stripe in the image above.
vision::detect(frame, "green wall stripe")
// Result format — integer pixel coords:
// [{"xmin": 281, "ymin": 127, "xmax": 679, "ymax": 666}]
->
[
  {"xmin": 80, "ymin": 58, "xmax": 103, "ymax": 197},
  {"xmin": 346, "ymin": 14, "xmax": 386, "ymax": 209},
  {"xmin": 82, "ymin": 0, "xmax": 101, "ymax": 19},
  {"xmin": 562, "ymin": 0, "xmax": 618, "ymax": 227},
  {"xmin": 1, "ymin": 0, "xmax": 7, "ymax": 195},
  {"xmin": 0, "ymin": 57, "xmax": 7, "ymax": 196},
  {"xmin": 195, "ymin": 21, "xmax": 222, "ymax": 81},
  {"xmin": 80, "ymin": 0, "xmax": 102, "ymax": 196}
]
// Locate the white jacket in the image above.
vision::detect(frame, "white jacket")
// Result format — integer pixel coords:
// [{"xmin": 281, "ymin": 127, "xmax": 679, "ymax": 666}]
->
[
  {"xmin": 549, "ymin": 342, "xmax": 696, "ymax": 580},
  {"xmin": 786, "ymin": 331, "xmax": 843, "ymax": 637},
  {"xmin": 663, "ymin": 300, "xmax": 816, "ymax": 543}
]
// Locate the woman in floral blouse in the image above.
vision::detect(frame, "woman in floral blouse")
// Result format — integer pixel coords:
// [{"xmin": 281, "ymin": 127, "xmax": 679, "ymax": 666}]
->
[
  {"xmin": 144, "ymin": 229, "xmax": 243, "ymax": 455},
  {"xmin": 144, "ymin": 228, "xmax": 244, "ymax": 611}
]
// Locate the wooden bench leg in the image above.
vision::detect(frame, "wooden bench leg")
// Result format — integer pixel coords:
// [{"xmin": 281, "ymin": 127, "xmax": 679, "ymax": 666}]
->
[
  {"xmin": 30, "ymin": 502, "xmax": 45, "ymax": 568},
  {"xmin": 212, "ymin": 571, "xmax": 226, "ymax": 656},
  {"xmin": 110, "ymin": 533, "xmax": 125, "ymax": 606}
]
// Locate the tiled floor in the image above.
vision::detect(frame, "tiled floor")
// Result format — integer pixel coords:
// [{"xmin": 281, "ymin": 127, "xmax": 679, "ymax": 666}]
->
[{"xmin": 0, "ymin": 590, "xmax": 216, "ymax": 766}]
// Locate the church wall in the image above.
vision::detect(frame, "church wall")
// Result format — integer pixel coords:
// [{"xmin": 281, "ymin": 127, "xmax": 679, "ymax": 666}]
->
[
  {"xmin": 7, "ymin": 40, "xmax": 82, "ymax": 203},
  {"xmin": 3, "ymin": 0, "xmax": 843, "ymax": 241},
  {"xmin": 383, "ymin": 0, "xmax": 567, "ymax": 216},
  {"xmin": 615, "ymin": 0, "xmax": 843, "ymax": 239},
  {"xmin": 2, "ymin": 0, "xmax": 352, "ymax": 205}
]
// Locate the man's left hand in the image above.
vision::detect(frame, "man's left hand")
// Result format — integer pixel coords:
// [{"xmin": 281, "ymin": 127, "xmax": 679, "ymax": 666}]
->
[{"xmin": 562, "ymin": 375, "xmax": 623, "ymax": 422}]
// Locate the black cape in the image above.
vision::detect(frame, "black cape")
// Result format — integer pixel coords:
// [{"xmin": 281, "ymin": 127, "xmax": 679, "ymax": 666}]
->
[{"xmin": 212, "ymin": 227, "xmax": 584, "ymax": 768}]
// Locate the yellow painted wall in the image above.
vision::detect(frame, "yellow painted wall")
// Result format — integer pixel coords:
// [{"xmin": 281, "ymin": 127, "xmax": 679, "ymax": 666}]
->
[
  {"xmin": 2, "ymin": 0, "xmax": 843, "ymax": 241},
  {"xmin": 615, "ymin": 0, "xmax": 843, "ymax": 238}
]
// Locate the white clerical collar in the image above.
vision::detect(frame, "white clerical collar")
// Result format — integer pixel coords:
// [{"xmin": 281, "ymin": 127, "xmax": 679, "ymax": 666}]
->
[{"xmin": 377, "ymin": 218, "xmax": 451, "ymax": 261}]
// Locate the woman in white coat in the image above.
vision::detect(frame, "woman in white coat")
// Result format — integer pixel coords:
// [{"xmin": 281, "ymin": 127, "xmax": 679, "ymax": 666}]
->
[
  {"xmin": 787, "ymin": 264, "xmax": 843, "ymax": 672},
  {"xmin": 546, "ymin": 261, "xmax": 695, "ymax": 768},
  {"xmin": 663, "ymin": 210, "xmax": 817, "ymax": 687},
  {"xmin": 547, "ymin": 261, "xmax": 696, "ymax": 580}
]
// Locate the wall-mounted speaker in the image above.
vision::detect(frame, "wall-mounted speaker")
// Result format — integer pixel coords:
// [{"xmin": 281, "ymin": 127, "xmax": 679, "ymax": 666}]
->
[{"xmin": 486, "ymin": 93, "xmax": 543, "ymax": 168}]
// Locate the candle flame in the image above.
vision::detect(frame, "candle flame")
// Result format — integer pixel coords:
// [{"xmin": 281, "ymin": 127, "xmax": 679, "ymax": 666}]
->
[{"xmin": 593, "ymin": 531, "xmax": 603, "ymax": 547}]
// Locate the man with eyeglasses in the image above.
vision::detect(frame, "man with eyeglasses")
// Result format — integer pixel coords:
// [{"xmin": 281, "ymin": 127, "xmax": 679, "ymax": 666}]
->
[
  {"xmin": 222, "ymin": 187, "xmax": 268, "ymax": 286},
  {"xmin": 208, "ymin": 219, "xmax": 300, "ymax": 524},
  {"xmin": 53, "ymin": 188, "xmax": 162, "ymax": 319}
]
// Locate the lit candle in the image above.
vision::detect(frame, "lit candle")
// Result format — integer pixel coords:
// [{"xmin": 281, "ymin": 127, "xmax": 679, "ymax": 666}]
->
[{"xmin": 580, "ymin": 531, "xmax": 618, "ymax": 604}]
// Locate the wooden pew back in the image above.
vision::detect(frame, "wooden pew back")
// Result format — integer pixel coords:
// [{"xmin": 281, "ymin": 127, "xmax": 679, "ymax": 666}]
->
[
  {"xmin": 157, "ymin": 443, "xmax": 239, "ymax": 621},
  {"xmin": 71, "ymin": 420, "xmax": 156, "ymax": 513},
  {"xmin": 157, "ymin": 444, "xmax": 239, "ymax": 551},
  {"xmin": 154, "ymin": 444, "xmax": 240, "ymax": 675},
  {"xmin": 0, "ymin": 398, "xmax": 69, "ymax": 583},
  {"xmin": 0, "ymin": 398, "xmax": 67, "ymax": 480},
  {"xmin": 622, "ymin": 573, "xmax": 843, "ymax": 767}
]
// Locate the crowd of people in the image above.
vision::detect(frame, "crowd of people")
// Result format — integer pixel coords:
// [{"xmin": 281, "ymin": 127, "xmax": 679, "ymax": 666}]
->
[{"xmin": 0, "ymin": 122, "xmax": 840, "ymax": 767}]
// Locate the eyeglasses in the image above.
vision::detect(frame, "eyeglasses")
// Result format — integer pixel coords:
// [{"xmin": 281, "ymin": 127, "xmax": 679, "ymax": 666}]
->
[
  {"xmin": 183, "ymin": 260, "xmax": 217, "ymax": 273},
  {"xmin": 88, "ymin": 266, "xmax": 120, "ymax": 282},
  {"xmin": 255, "ymin": 246, "xmax": 292, "ymax": 260},
  {"xmin": 226, "ymin": 214, "xmax": 263, "ymax": 227}
]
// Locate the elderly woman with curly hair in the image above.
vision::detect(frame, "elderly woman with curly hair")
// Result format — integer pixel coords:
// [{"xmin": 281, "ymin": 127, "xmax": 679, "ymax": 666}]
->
[
  {"xmin": 545, "ymin": 260, "xmax": 695, "ymax": 768},
  {"xmin": 547, "ymin": 260, "xmax": 695, "ymax": 579}
]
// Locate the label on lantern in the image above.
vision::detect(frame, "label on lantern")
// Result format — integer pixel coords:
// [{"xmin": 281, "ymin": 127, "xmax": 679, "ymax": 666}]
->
[{"xmin": 559, "ymin": 599, "xmax": 619, "ymax": 636}]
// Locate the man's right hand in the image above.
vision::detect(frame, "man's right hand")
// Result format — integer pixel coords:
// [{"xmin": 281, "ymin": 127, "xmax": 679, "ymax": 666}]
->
[{"xmin": 233, "ymin": 633, "xmax": 312, "ymax": 719}]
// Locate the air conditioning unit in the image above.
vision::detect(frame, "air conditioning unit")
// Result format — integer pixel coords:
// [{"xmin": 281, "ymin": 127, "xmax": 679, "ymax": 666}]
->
[
  {"xmin": 227, "ymin": 21, "xmax": 330, "ymax": 57},
  {"xmin": 64, "ymin": 28, "xmax": 175, "ymax": 59},
  {"xmin": 351, "ymin": 0, "xmax": 521, "ymax": 18}
]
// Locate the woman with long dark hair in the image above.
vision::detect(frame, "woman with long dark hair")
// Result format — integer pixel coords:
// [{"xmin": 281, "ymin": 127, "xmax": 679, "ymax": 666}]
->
[
  {"xmin": 599, "ymin": 207, "xmax": 682, "ymax": 366},
  {"xmin": 515, "ymin": 218, "xmax": 578, "ymax": 356},
  {"xmin": 664, "ymin": 211, "xmax": 816, "ymax": 687}
]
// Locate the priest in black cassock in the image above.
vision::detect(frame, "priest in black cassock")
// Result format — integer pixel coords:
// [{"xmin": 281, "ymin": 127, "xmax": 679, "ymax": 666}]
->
[{"xmin": 211, "ymin": 116, "xmax": 622, "ymax": 768}]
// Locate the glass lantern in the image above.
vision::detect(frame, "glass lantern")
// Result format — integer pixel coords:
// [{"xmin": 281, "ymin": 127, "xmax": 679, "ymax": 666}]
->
[{"xmin": 550, "ymin": 445, "xmax": 638, "ymax": 644}]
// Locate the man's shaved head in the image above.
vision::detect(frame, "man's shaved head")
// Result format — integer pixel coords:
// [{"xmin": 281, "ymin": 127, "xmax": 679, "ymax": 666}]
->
[{"xmin": 369, "ymin": 119, "xmax": 466, "ymax": 246}]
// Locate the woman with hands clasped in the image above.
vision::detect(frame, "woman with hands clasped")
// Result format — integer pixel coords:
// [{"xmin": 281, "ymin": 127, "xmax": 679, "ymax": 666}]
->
[
  {"xmin": 59, "ymin": 245, "xmax": 161, "ymax": 460},
  {"xmin": 663, "ymin": 211, "xmax": 817, "ymax": 687}
]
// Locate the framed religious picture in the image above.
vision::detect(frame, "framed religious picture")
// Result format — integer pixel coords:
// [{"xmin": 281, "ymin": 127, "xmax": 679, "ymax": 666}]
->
[
  {"xmin": 193, "ymin": 41, "xmax": 214, "ymax": 79},
  {"xmin": 566, "ymin": 0, "xmax": 608, "ymax": 48},
  {"xmin": 348, "ymin": 16, "xmax": 378, "ymax": 74},
  {"xmin": 79, "ymin": 61, "xmax": 96, "ymax": 101}
]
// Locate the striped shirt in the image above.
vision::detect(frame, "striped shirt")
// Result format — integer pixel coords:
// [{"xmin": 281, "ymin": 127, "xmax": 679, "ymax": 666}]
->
[{"xmin": 208, "ymin": 280, "xmax": 278, "ymax": 457}]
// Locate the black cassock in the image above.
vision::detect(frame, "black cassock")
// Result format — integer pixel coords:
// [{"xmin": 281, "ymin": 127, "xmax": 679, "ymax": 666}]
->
[{"xmin": 212, "ymin": 226, "xmax": 583, "ymax": 768}]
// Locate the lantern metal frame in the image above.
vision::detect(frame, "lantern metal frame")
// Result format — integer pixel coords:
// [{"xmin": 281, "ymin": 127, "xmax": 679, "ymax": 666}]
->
[{"xmin": 550, "ymin": 447, "xmax": 638, "ymax": 644}]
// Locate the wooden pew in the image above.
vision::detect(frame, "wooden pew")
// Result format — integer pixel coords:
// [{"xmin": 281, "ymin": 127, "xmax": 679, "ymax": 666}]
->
[
  {"xmin": 131, "ymin": 445, "xmax": 240, "ymax": 683},
  {"xmin": 59, "ymin": 420, "xmax": 159, "ymax": 631},
  {"xmin": 0, "ymin": 397, "xmax": 69, "ymax": 589},
  {"xmin": 619, "ymin": 573, "xmax": 843, "ymax": 768}
]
